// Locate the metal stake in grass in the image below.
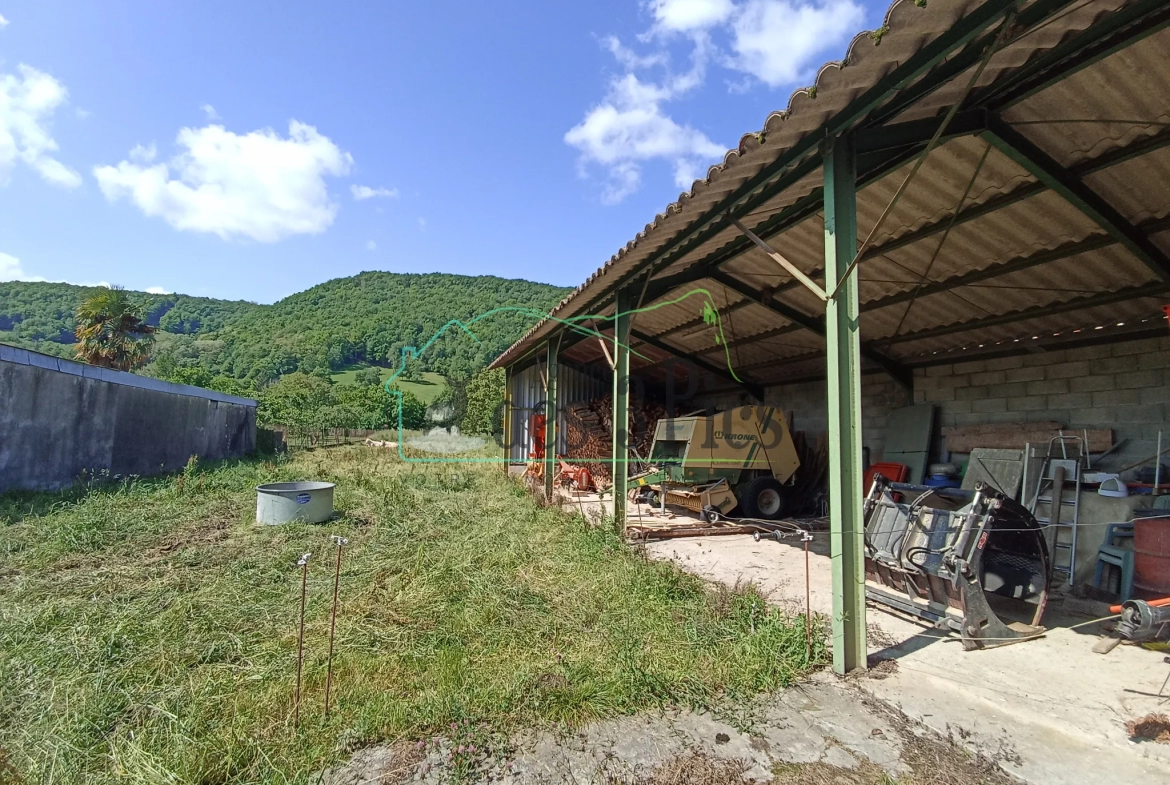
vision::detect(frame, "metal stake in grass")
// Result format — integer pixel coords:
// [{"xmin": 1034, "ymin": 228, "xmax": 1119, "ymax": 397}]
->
[
  {"xmin": 294, "ymin": 552, "xmax": 311, "ymax": 728},
  {"xmin": 801, "ymin": 531, "xmax": 814, "ymax": 662},
  {"xmin": 324, "ymin": 535, "xmax": 348, "ymax": 718}
]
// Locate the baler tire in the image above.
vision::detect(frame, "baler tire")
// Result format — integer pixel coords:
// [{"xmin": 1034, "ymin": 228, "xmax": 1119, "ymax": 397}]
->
[{"xmin": 741, "ymin": 477, "xmax": 787, "ymax": 520}]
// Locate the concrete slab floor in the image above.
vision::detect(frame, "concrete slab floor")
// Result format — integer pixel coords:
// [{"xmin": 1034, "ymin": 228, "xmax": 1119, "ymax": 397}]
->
[
  {"xmin": 322, "ymin": 675, "xmax": 1014, "ymax": 784},
  {"xmin": 639, "ymin": 527, "xmax": 1170, "ymax": 785}
]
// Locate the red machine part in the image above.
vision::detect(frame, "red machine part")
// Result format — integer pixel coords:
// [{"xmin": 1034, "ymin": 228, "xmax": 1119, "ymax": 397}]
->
[{"xmin": 528, "ymin": 413, "xmax": 546, "ymax": 460}]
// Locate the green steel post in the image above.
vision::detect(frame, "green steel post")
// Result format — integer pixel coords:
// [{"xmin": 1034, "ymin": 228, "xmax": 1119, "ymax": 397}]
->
[
  {"xmin": 502, "ymin": 364, "xmax": 513, "ymax": 472},
  {"xmin": 823, "ymin": 133, "xmax": 867, "ymax": 675},
  {"xmin": 543, "ymin": 335, "xmax": 560, "ymax": 499},
  {"xmin": 612, "ymin": 289, "xmax": 633, "ymax": 528}
]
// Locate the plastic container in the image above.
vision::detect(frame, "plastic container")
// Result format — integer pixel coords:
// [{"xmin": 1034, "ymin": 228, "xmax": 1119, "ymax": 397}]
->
[
  {"xmin": 1133, "ymin": 510, "xmax": 1170, "ymax": 598},
  {"xmin": 256, "ymin": 481, "xmax": 335, "ymax": 524}
]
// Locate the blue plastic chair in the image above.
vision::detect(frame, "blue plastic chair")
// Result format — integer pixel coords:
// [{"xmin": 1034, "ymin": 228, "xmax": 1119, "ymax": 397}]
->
[{"xmin": 1093, "ymin": 523, "xmax": 1135, "ymax": 601}]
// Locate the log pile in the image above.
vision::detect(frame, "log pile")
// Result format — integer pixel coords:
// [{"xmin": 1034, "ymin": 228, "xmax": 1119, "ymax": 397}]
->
[{"xmin": 562, "ymin": 396, "xmax": 667, "ymax": 488}]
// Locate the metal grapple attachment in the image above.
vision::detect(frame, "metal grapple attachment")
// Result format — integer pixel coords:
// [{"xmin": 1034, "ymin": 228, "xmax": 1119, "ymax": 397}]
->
[{"xmin": 863, "ymin": 478, "xmax": 1051, "ymax": 650}]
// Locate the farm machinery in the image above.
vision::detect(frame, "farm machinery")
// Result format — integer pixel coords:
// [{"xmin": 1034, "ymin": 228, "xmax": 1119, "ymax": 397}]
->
[{"xmin": 630, "ymin": 405, "xmax": 801, "ymax": 523}]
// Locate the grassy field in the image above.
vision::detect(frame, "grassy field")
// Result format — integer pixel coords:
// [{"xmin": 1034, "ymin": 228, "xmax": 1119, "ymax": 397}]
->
[
  {"xmin": 0, "ymin": 447, "xmax": 821, "ymax": 784},
  {"xmin": 329, "ymin": 365, "xmax": 447, "ymax": 403}
]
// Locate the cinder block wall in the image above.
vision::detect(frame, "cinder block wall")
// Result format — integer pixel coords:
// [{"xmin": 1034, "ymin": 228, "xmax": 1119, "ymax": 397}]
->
[{"xmin": 915, "ymin": 335, "xmax": 1170, "ymax": 469}]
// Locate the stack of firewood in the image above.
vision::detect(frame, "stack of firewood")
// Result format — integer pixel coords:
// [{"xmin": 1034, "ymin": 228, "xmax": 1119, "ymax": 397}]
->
[{"xmin": 562, "ymin": 396, "xmax": 667, "ymax": 488}]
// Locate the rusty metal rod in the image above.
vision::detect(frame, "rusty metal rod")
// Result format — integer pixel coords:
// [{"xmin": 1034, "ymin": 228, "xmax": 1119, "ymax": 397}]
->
[
  {"xmin": 294, "ymin": 552, "xmax": 311, "ymax": 728},
  {"xmin": 324, "ymin": 536, "xmax": 348, "ymax": 717},
  {"xmin": 803, "ymin": 532, "xmax": 813, "ymax": 662}
]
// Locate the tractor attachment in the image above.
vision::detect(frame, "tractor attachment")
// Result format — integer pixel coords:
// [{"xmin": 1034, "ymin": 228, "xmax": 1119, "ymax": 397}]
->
[{"xmin": 864, "ymin": 478, "xmax": 1050, "ymax": 650}]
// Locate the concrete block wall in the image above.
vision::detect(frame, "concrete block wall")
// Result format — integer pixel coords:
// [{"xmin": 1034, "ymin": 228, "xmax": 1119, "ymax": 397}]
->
[{"xmin": 914, "ymin": 335, "xmax": 1170, "ymax": 471}]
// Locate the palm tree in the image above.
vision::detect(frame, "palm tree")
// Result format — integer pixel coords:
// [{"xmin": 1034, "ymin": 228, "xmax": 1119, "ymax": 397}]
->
[{"xmin": 74, "ymin": 286, "xmax": 156, "ymax": 371}]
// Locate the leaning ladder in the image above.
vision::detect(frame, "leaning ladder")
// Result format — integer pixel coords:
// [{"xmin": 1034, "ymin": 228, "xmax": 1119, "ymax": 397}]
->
[{"xmin": 1027, "ymin": 436, "xmax": 1084, "ymax": 585}]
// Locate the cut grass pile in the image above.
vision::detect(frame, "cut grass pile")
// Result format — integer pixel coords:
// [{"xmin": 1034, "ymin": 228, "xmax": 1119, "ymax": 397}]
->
[{"xmin": 0, "ymin": 447, "xmax": 821, "ymax": 783}]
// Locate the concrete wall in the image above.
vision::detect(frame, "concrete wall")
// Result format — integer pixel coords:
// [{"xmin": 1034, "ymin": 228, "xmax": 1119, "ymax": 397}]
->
[
  {"xmin": 914, "ymin": 335, "xmax": 1170, "ymax": 470},
  {"xmin": 1, "ymin": 345, "xmax": 256, "ymax": 492}
]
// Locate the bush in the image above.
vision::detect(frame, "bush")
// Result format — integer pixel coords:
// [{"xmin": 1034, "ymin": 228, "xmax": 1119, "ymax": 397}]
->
[{"xmin": 462, "ymin": 367, "xmax": 504, "ymax": 435}]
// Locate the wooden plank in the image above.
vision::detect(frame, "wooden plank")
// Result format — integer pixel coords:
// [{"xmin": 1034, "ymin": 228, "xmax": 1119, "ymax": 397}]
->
[{"xmin": 942, "ymin": 423, "xmax": 1112, "ymax": 453}]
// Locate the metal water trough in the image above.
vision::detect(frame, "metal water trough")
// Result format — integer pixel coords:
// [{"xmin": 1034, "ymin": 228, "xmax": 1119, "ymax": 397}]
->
[
  {"xmin": 863, "ymin": 478, "xmax": 1050, "ymax": 650},
  {"xmin": 256, "ymin": 481, "xmax": 335, "ymax": 524}
]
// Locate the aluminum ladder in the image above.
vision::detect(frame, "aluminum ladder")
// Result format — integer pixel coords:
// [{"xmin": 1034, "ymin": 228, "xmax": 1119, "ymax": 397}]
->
[{"xmin": 1026, "ymin": 436, "xmax": 1083, "ymax": 585}]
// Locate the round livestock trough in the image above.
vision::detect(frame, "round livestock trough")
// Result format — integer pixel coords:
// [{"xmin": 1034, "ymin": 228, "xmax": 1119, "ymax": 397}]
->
[{"xmin": 256, "ymin": 481, "xmax": 335, "ymax": 524}]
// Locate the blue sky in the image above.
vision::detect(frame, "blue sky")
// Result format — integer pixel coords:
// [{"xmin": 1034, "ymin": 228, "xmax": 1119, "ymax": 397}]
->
[{"xmin": 0, "ymin": 1, "xmax": 884, "ymax": 303}]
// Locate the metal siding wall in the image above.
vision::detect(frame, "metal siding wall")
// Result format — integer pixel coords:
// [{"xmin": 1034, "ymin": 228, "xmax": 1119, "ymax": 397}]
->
[{"xmin": 508, "ymin": 363, "xmax": 604, "ymax": 462}]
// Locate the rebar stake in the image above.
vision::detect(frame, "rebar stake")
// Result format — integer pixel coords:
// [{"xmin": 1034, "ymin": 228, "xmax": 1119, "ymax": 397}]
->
[
  {"xmin": 802, "ymin": 531, "xmax": 814, "ymax": 662},
  {"xmin": 294, "ymin": 552, "xmax": 311, "ymax": 728},
  {"xmin": 324, "ymin": 536, "xmax": 348, "ymax": 718}
]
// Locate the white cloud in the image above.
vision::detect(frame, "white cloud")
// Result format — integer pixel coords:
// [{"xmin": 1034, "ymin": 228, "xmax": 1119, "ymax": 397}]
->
[
  {"xmin": 648, "ymin": 0, "xmax": 734, "ymax": 32},
  {"xmin": 0, "ymin": 64, "xmax": 83, "ymax": 189},
  {"xmin": 0, "ymin": 252, "xmax": 44, "ymax": 281},
  {"xmin": 365, "ymin": 240, "xmax": 376, "ymax": 251},
  {"xmin": 418, "ymin": 217, "xmax": 426, "ymax": 231},
  {"xmin": 568, "ymin": 0, "xmax": 868, "ymax": 201},
  {"xmin": 351, "ymin": 184, "xmax": 399, "ymax": 201},
  {"xmin": 729, "ymin": 0, "xmax": 864, "ymax": 86},
  {"xmin": 145, "ymin": 286, "xmax": 170, "ymax": 294},
  {"xmin": 93, "ymin": 120, "xmax": 353, "ymax": 242},
  {"xmin": 0, "ymin": 13, "xmax": 9, "ymax": 28},
  {"xmin": 201, "ymin": 104, "xmax": 220, "ymax": 121},
  {"xmin": 565, "ymin": 59, "xmax": 723, "ymax": 203}
]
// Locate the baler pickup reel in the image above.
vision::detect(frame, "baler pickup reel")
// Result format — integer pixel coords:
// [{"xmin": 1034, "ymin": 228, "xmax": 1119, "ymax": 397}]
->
[{"xmin": 863, "ymin": 478, "xmax": 1051, "ymax": 650}]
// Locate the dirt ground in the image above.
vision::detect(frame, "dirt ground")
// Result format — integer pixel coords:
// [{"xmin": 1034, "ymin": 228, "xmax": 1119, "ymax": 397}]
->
[{"xmin": 320, "ymin": 674, "xmax": 1016, "ymax": 784}]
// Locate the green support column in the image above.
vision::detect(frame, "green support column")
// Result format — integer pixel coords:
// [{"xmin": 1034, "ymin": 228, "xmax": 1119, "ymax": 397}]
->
[
  {"xmin": 543, "ymin": 335, "xmax": 560, "ymax": 499},
  {"xmin": 612, "ymin": 290, "xmax": 633, "ymax": 528},
  {"xmin": 502, "ymin": 364, "xmax": 513, "ymax": 472},
  {"xmin": 823, "ymin": 133, "xmax": 867, "ymax": 674}
]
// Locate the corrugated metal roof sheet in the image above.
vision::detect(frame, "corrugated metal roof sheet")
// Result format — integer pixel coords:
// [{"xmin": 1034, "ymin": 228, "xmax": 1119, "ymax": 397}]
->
[{"xmin": 495, "ymin": 0, "xmax": 1170, "ymax": 392}]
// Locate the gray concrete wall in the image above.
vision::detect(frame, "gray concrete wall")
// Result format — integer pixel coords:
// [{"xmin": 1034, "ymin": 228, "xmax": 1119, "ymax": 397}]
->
[
  {"xmin": 914, "ymin": 335, "xmax": 1170, "ymax": 471},
  {"xmin": 1, "ymin": 345, "xmax": 256, "ymax": 492}
]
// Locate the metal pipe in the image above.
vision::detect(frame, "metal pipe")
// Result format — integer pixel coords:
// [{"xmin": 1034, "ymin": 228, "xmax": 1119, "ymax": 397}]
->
[
  {"xmin": 324, "ymin": 537, "xmax": 347, "ymax": 718},
  {"xmin": 1157, "ymin": 430, "xmax": 1164, "ymax": 489},
  {"xmin": 294, "ymin": 552, "xmax": 311, "ymax": 728}
]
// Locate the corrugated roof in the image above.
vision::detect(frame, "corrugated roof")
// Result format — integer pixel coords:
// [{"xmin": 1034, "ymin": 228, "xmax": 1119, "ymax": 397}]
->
[{"xmin": 495, "ymin": 0, "xmax": 1170, "ymax": 392}]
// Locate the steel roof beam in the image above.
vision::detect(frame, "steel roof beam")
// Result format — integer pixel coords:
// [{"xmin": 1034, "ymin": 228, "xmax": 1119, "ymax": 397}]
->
[
  {"xmin": 982, "ymin": 115, "xmax": 1170, "ymax": 282},
  {"xmin": 882, "ymin": 282, "xmax": 1170, "ymax": 345},
  {"xmin": 629, "ymin": 328, "xmax": 765, "ymax": 401},
  {"xmin": 710, "ymin": 270, "xmax": 913, "ymax": 389},
  {"xmin": 861, "ymin": 213, "xmax": 1170, "ymax": 314}
]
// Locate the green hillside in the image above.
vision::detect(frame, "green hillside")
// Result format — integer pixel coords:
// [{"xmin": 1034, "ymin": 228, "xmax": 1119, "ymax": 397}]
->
[
  {"xmin": 202, "ymin": 271, "xmax": 569, "ymax": 382},
  {"xmin": 1, "ymin": 272, "xmax": 569, "ymax": 384},
  {"xmin": 0, "ymin": 281, "xmax": 260, "ymax": 351}
]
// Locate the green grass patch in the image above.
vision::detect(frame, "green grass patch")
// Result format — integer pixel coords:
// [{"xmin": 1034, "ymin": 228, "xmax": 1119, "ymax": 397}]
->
[
  {"xmin": 330, "ymin": 364, "xmax": 447, "ymax": 404},
  {"xmin": 0, "ymin": 448, "xmax": 822, "ymax": 783}
]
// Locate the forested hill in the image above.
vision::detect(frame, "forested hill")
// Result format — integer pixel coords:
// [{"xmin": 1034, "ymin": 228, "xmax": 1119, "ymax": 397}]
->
[
  {"xmin": 0, "ymin": 272, "xmax": 569, "ymax": 380},
  {"xmin": 0, "ymin": 281, "xmax": 259, "ymax": 356},
  {"xmin": 207, "ymin": 272, "xmax": 570, "ymax": 380}
]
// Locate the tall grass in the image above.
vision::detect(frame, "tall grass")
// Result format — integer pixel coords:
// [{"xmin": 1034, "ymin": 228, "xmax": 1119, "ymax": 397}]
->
[{"xmin": 0, "ymin": 447, "xmax": 823, "ymax": 784}]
